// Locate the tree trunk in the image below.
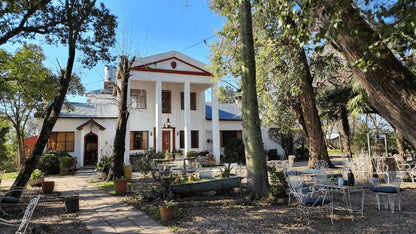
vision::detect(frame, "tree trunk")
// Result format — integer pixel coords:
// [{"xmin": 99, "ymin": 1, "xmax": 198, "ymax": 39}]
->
[
  {"xmin": 239, "ymin": 0, "xmax": 269, "ymax": 199},
  {"xmin": 106, "ymin": 55, "xmax": 135, "ymax": 181},
  {"xmin": 10, "ymin": 43, "xmax": 75, "ymax": 194},
  {"xmin": 295, "ymin": 47, "xmax": 332, "ymax": 168},
  {"xmin": 395, "ymin": 128, "xmax": 406, "ymax": 160},
  {"xmin": 323, "ymin": 1, "xmax": 416, "ymax": 149},
  {"xmin": 337, "ymin": 105, "xmax": 352, "ymax": 158}
]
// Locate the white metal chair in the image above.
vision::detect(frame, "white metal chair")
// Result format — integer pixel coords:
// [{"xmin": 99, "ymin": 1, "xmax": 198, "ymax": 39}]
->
[
  {"xmin": 0, "ymin": 187, "xmax": 33, "ymax": 217},
  {"xmin": 288, "ymin": 178, "xmax": 333, "ymax": 225},
  {"xmin": 371, "ymin": 171, "xmax": 402, "ymax": 213},
  {"xmin": 392, "ymin": 154, "xmax": 416, "ymax": 183},
  {"xmin": 0, "ymin": 194, "xmax": 41, "ymax": 234}
]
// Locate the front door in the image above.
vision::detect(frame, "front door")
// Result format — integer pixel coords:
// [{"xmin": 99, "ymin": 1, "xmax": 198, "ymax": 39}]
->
[
  {"xmin": 84, "ymin": 133, "xmax": 98, "ymax": 166},
  {"xmin": 162, "ymin": 131, "xmax": 170, "ymax": 153}
]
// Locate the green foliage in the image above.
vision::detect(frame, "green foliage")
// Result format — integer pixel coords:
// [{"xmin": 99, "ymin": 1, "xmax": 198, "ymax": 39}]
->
[
  {"xmin": 266, "ymin": 166, "xmax": 288, "ymax": 203},
  {"xmin": 2, "ymin": 172, "xmax": 18, "ymax": 180},
  {"xmin": 38, "ymin": 150, "xmax": 72, "ymax": 175},
  {"xmin": 351, "ymin": 124, "xmax": 370, "ymax": 152},
  {"xmin": 96, "ymin": 155, "xmax": 112, "ymax": 174},
  {"xmin": 224, "ymin": 138, "xmax": 245, "ymax": 164},
  {"xmin": 59, "ymin": 156, "xmax": 73, "ymax": 170},
  {"xmin": 30, "ymin": 169, "xmax": 44, "ymax": 179},
  {"xmin": 163, "ymin": 200, "xmax": 175, "ymax": 207},
  {"xmin": 186, "ymin": 151, "xmax": 198, "ymax": 158}
]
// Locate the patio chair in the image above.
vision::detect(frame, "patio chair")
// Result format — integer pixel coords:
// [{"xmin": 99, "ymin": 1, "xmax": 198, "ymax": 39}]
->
[
  {"xmin": 284, "ymin": 170, "xmax": 313, "ymax": 206},
  {"xmin": 392, "ymin": 154, "xmax": 416, "ymax": 183},
  {"xmin": 371, "ymin": 171, "xmax": 402, "ymax": 213},
  {"xmin": 0, "ymin": 194, "xmax": 41, "ymax": 234},
  {"xmin": 0, "ymin": 187, "xmax": 33, "ymax": 217},
  {"xmin": 288, "ymin": 178, "xmax": 333, "ymax": 225}
]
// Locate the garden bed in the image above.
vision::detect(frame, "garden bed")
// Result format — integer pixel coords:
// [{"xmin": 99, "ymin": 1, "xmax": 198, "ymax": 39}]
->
[{"xmin": 170, "ymin": 176, "xmax": 242, "ymax": 198}]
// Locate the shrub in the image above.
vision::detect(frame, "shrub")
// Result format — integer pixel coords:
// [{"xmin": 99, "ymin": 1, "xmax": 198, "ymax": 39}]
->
[
  {"xmin": 59, "ymin": 156, "xmax": 74, "ymax": 170},
  {"xmin": 96, "ymin": 155, "xmax": 112, "ymax": 174},
  {"xmin": 38, "ymin": 150, "xmax": 72, "ymax": 175},
  {"xmin": 266, "ymin": 166, "xmax": 288, "ymax": 203},
  {"xmin": 224, "ymin": 138, "xmax": 245, "ymax": 164},
  {"xmin": 186, "ymin": 151, "xmax": 198, "ymax": 157}
]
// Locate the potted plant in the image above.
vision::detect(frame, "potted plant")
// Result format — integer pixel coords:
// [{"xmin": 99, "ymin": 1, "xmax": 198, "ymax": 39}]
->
[
  {"xmin": 42, "ymin": 181, "xmax": 55, "ymax": 194},
  {"xmin": 29, "ymin": 169, "xmax": 45, "ymax": 187},
  {"xmin": 64, "ymin": 195, "xmax": 79, "ymax": 213},
  {"xmin": 159, "ymin": 200, "xmax": 175, "ymax": 221},
  {"xmin": 95, "ymin": 155, "xmax": 112, "ymax": 180},
  {"xmin": 114, "ymin": 177, "xmax": 127, "ymax": 195},
  {"xmin": 220, "ymin": 163, "xmax": 234, "ymax": 178},
  {"xmin": 59, "ymin": 156, "xmax": 73, "ymax": 175}
]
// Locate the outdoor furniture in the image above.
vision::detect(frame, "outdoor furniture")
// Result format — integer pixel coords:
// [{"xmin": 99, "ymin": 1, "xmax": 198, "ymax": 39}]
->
[
  {"xmin": 0, "ymin": 187, "xmax": 33, "ymax": 217},
  {"xmin": 319, "ymin": 183, "xmax": 365, "ymax": 220},
  {"xmin": 313, "ymin": 160, "xmax": 329, "ymax": 170},
  {"xmin": 371, "ymin": 171, "xmax": 402, "ymax": 213},
  {"xmin": 0, "ymin": 194, "xmax": 41, "ymax": 234},
  {"xmin": 392, "ymin": 154, "xmax": 416, "ymax": 183},
  {"xmin": 288, "ymin": 178, "xmax": 333, "ymax": 225}
]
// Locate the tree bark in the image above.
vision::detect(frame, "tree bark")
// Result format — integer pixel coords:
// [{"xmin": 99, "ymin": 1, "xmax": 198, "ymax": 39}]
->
[
  {"xmin": 106, "ymin": 56, "xmax": 135, "ymax": 181},
  {"xmin": 337, "ymin": 105, "xmax": 352, "ymax": 158},
  {"xmin": 323, "ymin": 1, "xmax": 416, "ymax": 148},
  {"xmin": 239, "ymin": 0, "xmax": 269, "ymax": 199},
  {"xmin": 395, "ymin": 128, "xmax": 406, "ymax": 160},
  {"xmin": 295, "ymin": 47, "xmax": 333, "ymax": 168}
]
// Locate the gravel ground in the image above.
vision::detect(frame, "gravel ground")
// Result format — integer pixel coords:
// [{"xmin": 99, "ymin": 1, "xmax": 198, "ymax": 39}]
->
[{"xmin": 2, "ymin": 163, "xmax": 416, "ymax": 233}]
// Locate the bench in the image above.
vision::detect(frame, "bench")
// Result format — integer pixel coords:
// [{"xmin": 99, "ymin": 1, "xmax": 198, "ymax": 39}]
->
[{"xmin": 0, "ymin": 194, "xmax": 41, "ymax": 234}]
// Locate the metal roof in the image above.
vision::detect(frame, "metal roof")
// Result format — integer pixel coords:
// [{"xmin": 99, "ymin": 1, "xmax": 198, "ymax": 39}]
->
[{"xmin": 205, "ymin": 103, "xmax": 242, "ymax": 121}]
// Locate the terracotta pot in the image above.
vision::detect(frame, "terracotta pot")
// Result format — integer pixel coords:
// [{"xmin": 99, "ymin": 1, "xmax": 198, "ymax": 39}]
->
[
  {"xmin": 114, "ymin": 180, "xmax": 127, "ymax": 195},
  {"xmin": 64, "ymin": 196, "xmax": 79, "ymax": 213},
  {"xmin": 159, "ymin": 206, "xmax": 173, "ymax": 221},
  {"xmin": 42, "ymin": 181, "xmax": 55, "ymax": 194}
]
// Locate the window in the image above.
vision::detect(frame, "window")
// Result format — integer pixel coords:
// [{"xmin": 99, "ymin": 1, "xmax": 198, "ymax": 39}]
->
[
  {"xmin": 220, "ymin": 131, "xmax": 242, "ymax": 147},
  {"xmin": 162, "ymin": 90, "xmax": 171, "ymax": 113},
  {"xmin": 131, "ymin": 89, "xmax": 147, "ymax": 109},
  {"xmin": 48, "ymin": 132, "xmax": 74, "ymax": 152},
  {"xmin": 179, "ymin": 130, "xmax": 199, "ymax": 148},
  {"xmin": 181, "ymin": 92, "xmax": 197, "ymax": 110},
  {"xmin": 130, "ymin": 131, "xmax": 149, "ymax": 150}
]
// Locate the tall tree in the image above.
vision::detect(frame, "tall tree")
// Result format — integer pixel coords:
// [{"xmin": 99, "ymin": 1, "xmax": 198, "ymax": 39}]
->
[
  {"xmin": 11, "ymin": 0, "xmax": 116, "ymax": 191},
  {"xmin": 0, "ymin": 44, "xmax": 55, "ymax": 167},
  {"xmin": 0, "ymin": 0, "xmax": 60, "ymax": 45},
  {"xmin": 318, "ymin": 0, "xmax": 416, "ymax": 148},
  {"xmin": 106, "ymin": 55, "xmax": 135, "ymax": 181},
  {"xmin": 239, "ymin": 0, "xmax": 269, "ymax": 198}
]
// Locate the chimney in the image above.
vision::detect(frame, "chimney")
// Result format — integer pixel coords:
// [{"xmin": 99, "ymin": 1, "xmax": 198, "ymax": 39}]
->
[{"xmin": 104, "ymin": 65, "xmax": 109, "ymax": 82}]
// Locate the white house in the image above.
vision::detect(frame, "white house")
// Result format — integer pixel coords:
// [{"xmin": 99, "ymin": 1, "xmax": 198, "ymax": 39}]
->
[{"xmin": 39, "ymin": 51, "xmax": 284, "ymax": 168}]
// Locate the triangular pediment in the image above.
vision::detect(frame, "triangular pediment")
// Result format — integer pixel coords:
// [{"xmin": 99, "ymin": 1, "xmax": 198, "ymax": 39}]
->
[
  {"xmin": 131, "ymin": 51, "xmax": 212, "ymax": 76},
  {"xmin": 76, "ymin": 119, "xmax": 105, "ymax": 130}
]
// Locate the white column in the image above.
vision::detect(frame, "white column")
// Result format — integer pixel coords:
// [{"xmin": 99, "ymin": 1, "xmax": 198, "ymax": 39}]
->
[
  {"xmin": 184, "ymin": 81, "xmax": 191, "ymax": 155},
  {"xmin": 211, "ymin": 85, "xmax": 220, "ymax": 163},
  {"xmin": 155, "ymin": 80, "xmax": 162, "ymax": 152}
]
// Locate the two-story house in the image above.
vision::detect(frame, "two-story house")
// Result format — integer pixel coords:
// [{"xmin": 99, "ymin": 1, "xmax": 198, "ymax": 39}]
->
[{"xmin": 39, "ymin": 51, "xmax": 284, "ymax": 168}]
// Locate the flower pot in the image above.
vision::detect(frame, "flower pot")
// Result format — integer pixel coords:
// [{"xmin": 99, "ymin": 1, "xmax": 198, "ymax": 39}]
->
[
  {"xmin": 124, "ymin": 165, "xmax": 132, "ymax": 182},
  {"xmin": 114, "ymin": 180, "xmax": 127, "ymax": 195},
  {"xmin": 29, "ymin": 177, "xmax": 44, "ymax": 187},
  {"xmin": 42, "ymin": 181, "xmax": 55, "ymax": 194},
  {"xmin": 159, "ymin": 206, "xmax": 173, "ymax": 221},
  {"xmin": 64, "ymin": 196, "xmax": 79, "ymax": 213}
]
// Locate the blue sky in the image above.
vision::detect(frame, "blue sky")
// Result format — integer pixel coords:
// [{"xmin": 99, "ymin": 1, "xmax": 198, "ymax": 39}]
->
[{"xmin": 3, "ymin": 0, "xmax": 224, "ymax": 102}]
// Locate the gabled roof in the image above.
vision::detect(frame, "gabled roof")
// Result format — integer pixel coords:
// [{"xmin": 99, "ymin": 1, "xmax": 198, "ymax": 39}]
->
[
  {"xmin": 205, "ymin": 103, "xmax": 242, "ymax": 121},
  {"xmin": 59, "ymin": 102, "xmax": 118, "ymax": 118},
  {"xmin": 76, "ymin": 119, "xmax": 106, "ymax": 130},
  {"xmin": 131, "ymin": 51, "xmax": 212, "ymax": 76}
]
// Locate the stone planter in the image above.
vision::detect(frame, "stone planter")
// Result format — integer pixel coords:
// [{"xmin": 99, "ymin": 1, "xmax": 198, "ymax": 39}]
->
[
  {"xmin": 42, "ymin": 181, "xmax": 55, "ymax": 194},
  {"xmin": 64, "ymin": 195, "xmax": 79, "ymax": 213},
  {"xmin": 159, "ymin": 206, "xmax": 173, "ymax": 221},
  {"xmin": 114, "ymin": 180, "xmax": 127, "ymax": 195}
]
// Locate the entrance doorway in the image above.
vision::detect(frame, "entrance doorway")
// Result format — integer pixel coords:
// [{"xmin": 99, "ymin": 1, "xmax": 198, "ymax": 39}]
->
[
  {"xmin": 84, "ymin": 133, "xmax": 98, "ymax": 166},
  {"xmin": 162, "ymin": 131, "xmax": 171, "ymax": 153}
]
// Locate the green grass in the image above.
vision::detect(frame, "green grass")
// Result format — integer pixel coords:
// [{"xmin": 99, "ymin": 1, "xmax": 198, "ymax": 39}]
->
[{"xmin": 2, "ymin": 172, "xmax": 18, "ymax": 180}]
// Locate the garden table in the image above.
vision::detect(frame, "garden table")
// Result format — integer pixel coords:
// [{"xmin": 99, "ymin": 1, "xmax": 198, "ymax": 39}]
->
[{"xmin": 318, "ymin": 183, "xmax": 365, "ymax": 221}]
